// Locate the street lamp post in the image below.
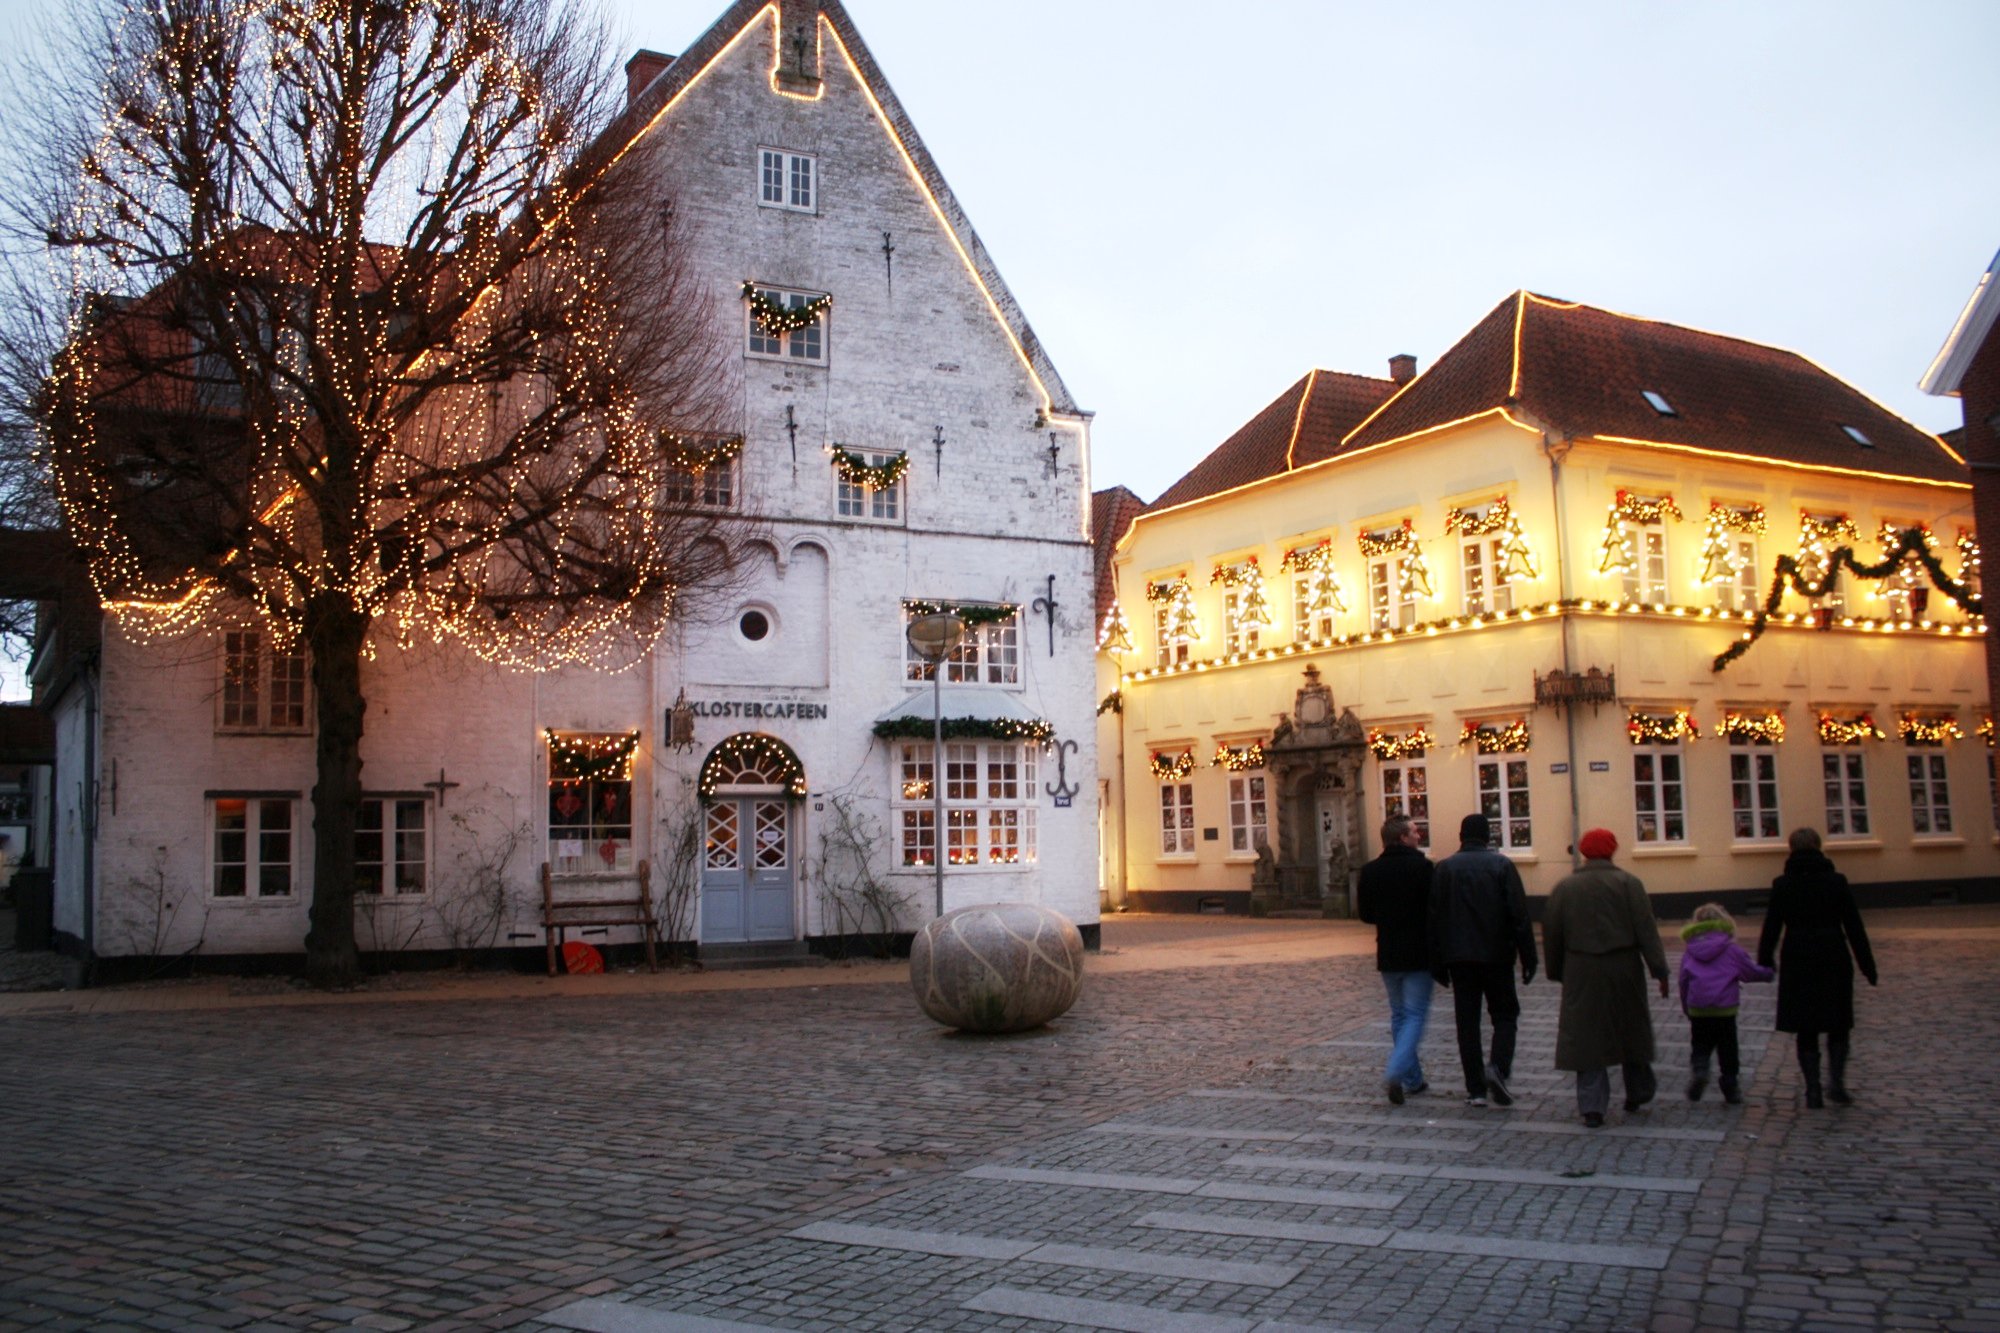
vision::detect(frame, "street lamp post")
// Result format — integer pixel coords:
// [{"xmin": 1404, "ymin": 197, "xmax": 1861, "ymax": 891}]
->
[{"xmin": 904, "ymin": 611, "xmax": 968, "ymax": 918}]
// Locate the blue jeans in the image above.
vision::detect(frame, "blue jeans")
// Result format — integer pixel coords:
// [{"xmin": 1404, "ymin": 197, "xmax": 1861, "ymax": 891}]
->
[{"xmin": 1381, "ymin": 970, "xmax": 1434, "ymax": 1089}]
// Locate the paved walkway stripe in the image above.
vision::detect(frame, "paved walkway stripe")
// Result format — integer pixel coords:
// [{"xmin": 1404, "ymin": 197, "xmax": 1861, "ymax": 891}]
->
[
  {"xmin": 1138, "ymin": 1212, "xmax": 1668, "ymax": 1270},
  {"xmin": 1223, "ymin": 1153, "xmax": 1701, "ymax": 1193},
  {"xmin": 1091, "ymin": 1121, "xmax": 1471, "ymax": 1152},
  {"xmin": 1022, "ymin": 1241, "xmax": 1302, "ymax": 1288},
  {"xmin": 1196, "ymin": 1180, "xmax": 1406, "ymax": 1209},
  {"xmin": 962, "ymin": 1287, "xmax": 1258, "ymax": 1333},
  {"xmin": 789, "ymin": 1221, "xmax": 1032, "ymax": 1259},
  {"xmin": 1317, "ymin": 1112, "xmax": 1726, "ymax": 1142},
  {"xmin": 965, "ymin": 1164, "xmax": 1210, "ymax": 1193},
  {"xmin": 540, "ymin": 1299, "xmax": 786, "ymax": 1333}
]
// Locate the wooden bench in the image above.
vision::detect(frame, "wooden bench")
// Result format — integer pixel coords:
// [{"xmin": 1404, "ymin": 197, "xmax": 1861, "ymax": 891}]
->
[{"xmin": 540, "ymin": 859, "xmax": 661, "ymax": 975}]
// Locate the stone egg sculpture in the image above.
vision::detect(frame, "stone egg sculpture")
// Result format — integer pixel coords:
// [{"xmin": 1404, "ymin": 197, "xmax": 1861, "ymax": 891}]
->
[{"xmin": 910, "ymin": 902, "xmax": 1085, "ymax": 1033}]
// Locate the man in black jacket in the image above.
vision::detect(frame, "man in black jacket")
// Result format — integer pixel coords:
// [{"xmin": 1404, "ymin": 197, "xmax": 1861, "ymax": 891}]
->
[
  {"xmin": 1429, "ymin": 812, "xmax": 1538, "ymax": 1107},
  {"xmin": 1357, "ymin": 814, "xmax": 1435, "ymax": 1105}
]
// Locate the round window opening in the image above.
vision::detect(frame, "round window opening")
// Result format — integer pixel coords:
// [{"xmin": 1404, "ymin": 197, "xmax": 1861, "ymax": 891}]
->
[{"xmin": 738, "ymin": 609, "xmax": 771, "ymax": 642}]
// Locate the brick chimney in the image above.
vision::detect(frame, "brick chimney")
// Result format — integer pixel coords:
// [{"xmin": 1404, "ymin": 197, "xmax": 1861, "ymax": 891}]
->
[
  {"xmin": 625, "ymin": 50, "xmax": 674, "ymax": 107},
  {"xmin": 1388, "ymin": 354, "xmax": 1418, "ymax": 385}
]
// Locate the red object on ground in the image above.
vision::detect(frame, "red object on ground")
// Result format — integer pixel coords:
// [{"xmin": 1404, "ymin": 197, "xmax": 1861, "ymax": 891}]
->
[{"xmin": 561, "ymin": 940, "xmax": 604, "ymax": 974}]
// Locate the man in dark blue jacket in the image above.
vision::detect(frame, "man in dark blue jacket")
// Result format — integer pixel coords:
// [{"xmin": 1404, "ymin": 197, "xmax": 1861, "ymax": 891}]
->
[
  {"xmin": 1357, "ymin": 813, "xmax": 1435, "ymax": 1105},
  {"xmin": 1429, "ymin": 812, "xmax": 1538, "ymax": 1107}
]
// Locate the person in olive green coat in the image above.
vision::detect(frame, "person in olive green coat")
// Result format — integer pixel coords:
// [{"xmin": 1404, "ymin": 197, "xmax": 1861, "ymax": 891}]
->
[{"xmin": 1543, "ymin": 828, "xmax": 1671, "ymax": 1127}]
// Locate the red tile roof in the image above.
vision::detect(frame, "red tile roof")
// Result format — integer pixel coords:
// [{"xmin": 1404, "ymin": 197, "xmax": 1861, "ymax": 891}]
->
[
  {"xmin": 1091, "ymin": 486, "xmax": 1146, "ymax": 618},
  {"xmin": 1149, "ymin": 370, "xmax": 1397, "ymax": 511},
  {"xmin": 1342, "ymin": 293, "xmax": 1967, "ymax": 484}
]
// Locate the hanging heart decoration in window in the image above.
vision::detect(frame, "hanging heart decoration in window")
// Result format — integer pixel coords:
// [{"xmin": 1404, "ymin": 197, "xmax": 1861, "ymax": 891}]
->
[
  {"xmin": 598, "ymin": 837, "xmax": 620, "ymax": 867},
  {"xmin": 601, "ymin": 790, "xmax": 622, "ymax": 815},
  {"xmin": 554, "ymin": 788, "xmax": 584, "ymax": 820}
]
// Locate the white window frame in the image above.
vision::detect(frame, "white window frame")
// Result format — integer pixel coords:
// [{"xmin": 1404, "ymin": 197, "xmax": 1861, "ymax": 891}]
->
[
  {"xmin": 1632, "ymin": 739, "xmax": 1689, "ymax": 845},
  {"xmin": 1719, "ymin": 535, "xmax": 1760, "ymax": 612},
  {"xmin": 757, "ymin": 148, "xmax": 817, "ymax": 213},
  {"xmin": 1475, "ymin": 754, "xmax": 1532, "ymax": 851},
  {"xmin": 1881, "ymin": 551, "xmax": 1926, "ymax": 622},
  {"xmin": 903, "ymin": 606, "xmax": 1019, "ymax": 687},
  {"xmin": 219, "ymin": 629, "xmax": 309, "ymax": 734},
  {"xmin": 1226, "ymin": 771, "xmax": 1268, "ymax": 855},
  {"xmin": 355, "ymin": 796, "xmax": 431, "ymax": 896},
  {"xmin": 1154, "ymin": 599, "xmax": 1189, "ymax": 667},
  {"xmin": 893, "ymin": 740, "xmax": 1037, "ymax": 868},
  {"xmin": 1291, "ymin": 572, "xmax": 1334, "ymax": 643},
  {"xmin": 547, "ymin": 736, "xmax": 636, "ymax": 876},
  {"xmin": 1623, "ymin": 520, "xmax": 1668, "ymax": 604},
  {"xmin": 209, "ymin": 795, "xmax": 296, "ymax": 900},
  {"xmin": 1368, "ymin": 556, "xmax": 1418, "ymax": 631},
  {"xmin": 1460, "ymin": 534, "xmax": 1513, "ymax": 615},
  {"xmin": 1378, "ymin": 755, "xmax": 1429, "ymax": 848},
  {"xmin": 836, "ymin": 449, "xmax": 902, "ymax": 522},
  {"xmin": 1821, "ymin": 749, "xmax": 1871, "ymax": 840},
  {"xmin": 666, "ymin": 459, "xmax": 736, "ymax": 509},
  {"xmin": 1907, "ymin": 749, "xmax": 1953, "ymax": 836},
  {"xmin": 746, "ymin": 284, "xmax": 827, "ymax": 363},
  {"xmin": 1729, "ymin": 740, "xmax": 1783, "ymax": 842},
  {"xmin": 1159, "ymin": 780, "xmax": 1195, "ymax": 857},
  {"xmin": 1222, "ymin": 589, "xmax": 1261, "ymax": 656}
]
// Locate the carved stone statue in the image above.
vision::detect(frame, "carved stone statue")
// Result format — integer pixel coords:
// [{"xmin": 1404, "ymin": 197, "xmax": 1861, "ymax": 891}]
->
[{"xmin": 1323, "ymin": 837, "xmax": 1351, "ymax": 918}]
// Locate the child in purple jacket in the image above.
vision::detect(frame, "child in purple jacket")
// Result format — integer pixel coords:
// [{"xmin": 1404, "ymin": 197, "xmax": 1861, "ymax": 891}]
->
[{"xmin": 1679, "ymin": 903, "xmax": 1775, "ymax": 1103}]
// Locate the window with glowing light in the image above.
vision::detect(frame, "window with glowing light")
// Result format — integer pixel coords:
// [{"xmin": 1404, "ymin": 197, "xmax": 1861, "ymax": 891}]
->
[
  {"xmin": 1368, "ymin": 556, "xmax": 1418, "ymax": 632},
  {"xmin": 219, "ymin": 630, "xmax": 309, "ymax": 734},
  {"xmin": 902, "ymin": 606, "xmax": 1018, "ymax": 686},
  {"xmin": 210, "ymin": 796, "xmax": 295, "ymax": 899},
  {"xmin": 837, "ymin": 450, "xmax": 901, "ymax": 521},
  {"xmin": 746, "ymin": 285, "xmax": 827, "ymax": 362},
  {"xmin": 1227, "ymin": 773, "xmax": 1268, "ymax": 855},
  {"xmin": 758, "ymin": 148, "xmax": 816, "ymax": 212},
  {"xmin": 1907, "ymin": 749, "xmax": 1953, "ymax": 836},
  {"xmin": 1879, "ymin": 548, "xmax": 1926, "ymax": 622},
  {"xmin": 1223, "ymin": 589, "xmax": 1261, "ymax": 656},
  {"xmin": 547, "ymin": 732, "xmax": 636, "ymax": 875},
  {"xmin": 1622, "ymin": 521, "xmax": 1668, "ymax": 604},
  {"xmin": 1292, "ymin": 571, "xmax": 1335, "ymax": 642},
  {"xmin": 1159, "ymin": 780, "xmax": 1195, "ymax": 857},
  {"xmin": 355, "ymin": 797, "xmax": 429, "ymax": 895},
  {"xmin": 892, "ymin": 741, "xmax": 1035, "ymax": 867},
  {"xmin": 1631, "ymin": 740, "xmax": 1687, "ymax": 845},
  {"xmin": 1728, "ymin": 739, "xmax": 1782, "ymax": 842},
  {"xmin": 665, "ymin": 459, "xmax": 735, "ymax": 508},
  {"xmin": 1154, "ymin": 601, "xmax": 1190, "ymax": 666},
  {"xmin": 1821, "ymin": 750, "xmax": 1870, "ymax": 839},
  {"xmin": 1460, "ymin": 535, "xmax": 1514, "ymax": 615},
  {"xmin": 1379, "ymin": 756, "xmax": 1429, "ymax": 848},
  {"xmin": 1475, "ymin": 756, "xmax": 1532, "ymax": 851},
  {"xmin": 1716, "ymin": 535, "xmax": 1759, "ymax": 612}
]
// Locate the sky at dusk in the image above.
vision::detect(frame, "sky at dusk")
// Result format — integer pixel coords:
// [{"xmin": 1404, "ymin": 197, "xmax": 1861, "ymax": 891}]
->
[{"xmin": 603, "ymin": 0, "xmax": 2000, "ymax": 504}]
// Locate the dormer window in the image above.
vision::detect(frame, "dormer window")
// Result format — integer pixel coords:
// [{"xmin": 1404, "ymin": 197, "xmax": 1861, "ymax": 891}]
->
[
  {"xmin": 1840, "ymin": 425, "xmax": 1873, "ymax": 448},
  {"xmin": 1641, "ymin": 390, "xmax": 1676, "ymax": 417}
]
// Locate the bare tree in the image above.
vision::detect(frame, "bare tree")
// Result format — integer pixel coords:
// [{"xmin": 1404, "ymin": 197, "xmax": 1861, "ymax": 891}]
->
[{"xmin": 2, "ymin": 0, "xmax": 756, "ymax": 984}]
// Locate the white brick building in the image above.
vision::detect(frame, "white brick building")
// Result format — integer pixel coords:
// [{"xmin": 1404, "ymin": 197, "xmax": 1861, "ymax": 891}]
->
[{"xmin": 37, "ymin": 0, "xmax": 1099, "ymax": 967}]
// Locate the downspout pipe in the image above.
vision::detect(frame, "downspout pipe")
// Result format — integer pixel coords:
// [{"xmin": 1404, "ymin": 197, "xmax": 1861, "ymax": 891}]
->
[{"xmin": 1544, "ymin": 435, "xmax": 1583, "ymax": 872}]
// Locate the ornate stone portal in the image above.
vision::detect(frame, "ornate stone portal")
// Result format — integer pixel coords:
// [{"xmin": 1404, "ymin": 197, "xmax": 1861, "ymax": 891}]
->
[{"xmin": 1251, "ymin": 664, "xmax": 1368, "ymax": 917}]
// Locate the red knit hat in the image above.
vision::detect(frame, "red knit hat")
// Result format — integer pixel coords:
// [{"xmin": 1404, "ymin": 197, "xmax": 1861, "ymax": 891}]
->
[{"xmin": 1578, "ymin": 827, "xmax": 1618, "ymax": 859}]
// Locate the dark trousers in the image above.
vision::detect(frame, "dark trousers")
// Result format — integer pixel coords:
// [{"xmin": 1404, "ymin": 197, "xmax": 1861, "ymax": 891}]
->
[
  {"xmin": 1796, "ymin": 1030, "xmax": 1851, "ymax": 1089},
  {"xmin": 1447, "ymin": 961, "xmax": 1519, "ymax": 1096},
  {"xmin": 1689, "ymin": 1014, "xmax": 1742, "ymax": 1089}
]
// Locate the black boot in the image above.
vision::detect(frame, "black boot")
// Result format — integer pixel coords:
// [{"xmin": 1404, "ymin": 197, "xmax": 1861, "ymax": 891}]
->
[
  {"xmin": 1798, "ymin": 1035, "xmax": 1824, "ymax": 1109},
  {"xmin": 1826, "ymin": 1031, "xmax": 1852, "ymax": 1106}
]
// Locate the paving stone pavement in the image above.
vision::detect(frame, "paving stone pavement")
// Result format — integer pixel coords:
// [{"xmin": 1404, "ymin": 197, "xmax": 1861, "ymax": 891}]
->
[{"xmin": 2, "ymin": 909, "xmax": 1998, "ymax": 1331}]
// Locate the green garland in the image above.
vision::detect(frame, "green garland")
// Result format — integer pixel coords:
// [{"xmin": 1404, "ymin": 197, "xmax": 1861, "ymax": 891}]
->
[
  {"xmin": 660, "ymin": 432, "xmax": 744, "ymax": 472},
  {"xmin": 872, "ymin": 716, "xmax": 1055, "ymax": 748},
  {"xmin": 696, "ymin": 733, "xmax": 808, "ymax": 801},
  {"xmin": 742, "ymin": 282, "xmax": 831, "ymax": 335},
  {"xmin": 1712, "ymin": 527, "xmax": 1983, "ymax": 672},
  {"xmin": 546, "ymin": 729, "xmax": 640, "ymax": 782},
  {"xmin": 903, "ymin": 599, "xmax": 1017, "ymax": 627},
  {"xmin": 1097, "ymin": 691, "xmax": 1123, "ymax": 716},
  {"xmin": 830, "ymin": 446, "xmax": 909, "ymax": 489}
]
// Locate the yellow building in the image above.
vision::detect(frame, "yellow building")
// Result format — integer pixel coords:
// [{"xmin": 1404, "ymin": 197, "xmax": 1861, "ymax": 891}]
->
[{"xmin": 1104, "ymin": 293, "xmax": 1993, "ymax": 913}]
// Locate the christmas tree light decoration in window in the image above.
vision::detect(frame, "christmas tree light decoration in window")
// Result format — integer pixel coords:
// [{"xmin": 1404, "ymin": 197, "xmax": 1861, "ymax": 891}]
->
[
  {"xmin": 1627, "ymin": 711, "xmax": 1701, "ymax": 745},
  {"xmin": 1359, "ymin": 520, "xmax": 1434, "ymax": 598},
  {"xmin": 1717, "ymin": 711, "xmax": 1786, "ymax": 744},
  {"xmin": 1698, "ymin": 503, "xmax": 1766, "ymax": 584},
  {"xmin": 1145, "ymin": 577, "xmax": 1201, "ymax": 648},
  {"xmin": 1210, "ymin": 558, "xmax": 1274, "ymax": 626},
  {"xmin": 1460, "ymin": 719, "xmax": 1531, "ymax": 754},
  {"xmin": 742, "ymin": 282, "xmax": 830, "ymax": 335},
  {"xmin": 1212, "ymin": 740, "xmax": 1267, "ymax": 771},
  {"xmin": 1818, "ymin": 713, "xmax": 1886, "ymax": 745},
  {"xmin": 1368, "ymin": 727, "xmax": 1433, "ymax": 761},
  {"xmin": 1150, "ymin": 750, "xmax": 1195, "ymax": 780},
  {"xmin": 1977, "ymin": 717, "xmax": 1994, "ymax": 748},
  {"xmin": 1899, "ymin": 714, "xmax": 1964, "ymax": 746},
  {"xmin": 1096, "ymin": 601, "xmax": 1133, "ymax": 655},
  {"xmin": 1283, "ymin": 539, "xmax": 1348, "ymax": 624},
  {"xmin": 1597, "ymin": 491, "xmax": 1683, "ymax": 576},
  {"xmin": 1956, "ymin": 528, "xmax": 1982, "ymax": 600}
]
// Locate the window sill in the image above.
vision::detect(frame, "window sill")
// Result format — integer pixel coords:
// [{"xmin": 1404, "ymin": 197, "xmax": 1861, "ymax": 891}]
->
[
  {"xmin": 1728, "ymin": 842, "xmax": 1788, "ymax": 854},
  {"xmin": 894, "ymin": 863, "xmax": 1035, "ymax": 874},
  {"xmin": 1501, "ymin": 851, "xmax": 1537, "ymax": 865},
  {"xmin": 1911, "ymin": 837, "xmax": 1966, "ymax": 849},
  {"xmin": 1223, "ymin": 852, "xmax": 1263, "ymax": 864},
  {"xmin": 209, "ymin": 895, "xmax": 297, "ymax": 907},
  {"xmin": 215, "ymin": 729, "xmax": 312, "ymax": 738},
  {"xmin": 1154, "ymin": 855, "xmax": 1198, "ymax": 865},
  {"xmin": 1630, "ymin": 844, "xmax": 1698, "ymax": 858},
  {"xmin": 1824, "ymin": 838, "xmax": 1883, "ymax": 851},
  {"xmin": 745, "ymin": 350, "xmax": 826, "ymax": 367}
]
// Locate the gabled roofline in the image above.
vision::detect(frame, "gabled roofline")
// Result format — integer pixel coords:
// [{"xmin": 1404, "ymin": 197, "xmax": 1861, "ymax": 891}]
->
[
  {"xmin": 598, "ymin": 1, "xmax": 1083, "ymax": 419},
  {"xmin": 1921, "ymin": 248, "xmax": 2000, "ymax": 398}
]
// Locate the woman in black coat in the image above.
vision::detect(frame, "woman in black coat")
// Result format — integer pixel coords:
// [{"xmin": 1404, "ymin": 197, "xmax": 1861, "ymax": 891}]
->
[{"xmin": 1758, "ymin": 827, "xmax": 1878, "ymax": 1108}]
